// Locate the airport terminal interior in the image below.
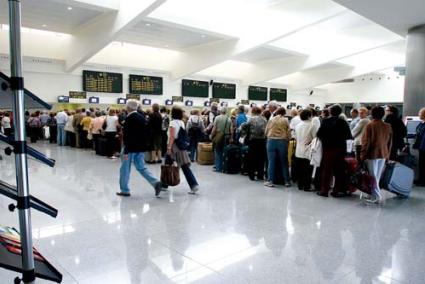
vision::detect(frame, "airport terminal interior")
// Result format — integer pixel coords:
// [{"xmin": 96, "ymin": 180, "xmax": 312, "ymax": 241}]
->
[{"xmin": 1, "ymin": 0, "xmax": 425, "ymax": 283}]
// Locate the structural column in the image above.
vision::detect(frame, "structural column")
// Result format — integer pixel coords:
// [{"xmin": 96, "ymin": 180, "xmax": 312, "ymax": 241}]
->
[{"xmin": 404, "ymin": 25, "xmax": 425, "ymax": 116}]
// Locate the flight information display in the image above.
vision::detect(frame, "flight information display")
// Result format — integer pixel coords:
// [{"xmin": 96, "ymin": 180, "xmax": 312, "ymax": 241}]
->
[
  {"xmin": 83, "ymin": 70, "xmax": 123, "ymax": 93},
  {"xmin": 212, "ymin": 82, "xmax": 236, "ymax": 99},
  {"xmin": 182, "ymin": 79, "xmax": 209, "ymax": 98},
  {"xmin": 270, "ymin": 88, "xmax": 287, "ymax": 102},
  {"xmin": 248, "ymin": 86, "xmax": 268, "ymax": 101},
  {"xmin": 129, "ymin": 75, "xmax": 163, "ymax": 95}
]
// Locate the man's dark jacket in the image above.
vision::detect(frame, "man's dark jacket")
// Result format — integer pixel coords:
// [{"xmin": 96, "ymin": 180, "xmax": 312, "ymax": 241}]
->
[{"xmin": 123, "ymin": 111, "xmax": 149, "ymax": 154}]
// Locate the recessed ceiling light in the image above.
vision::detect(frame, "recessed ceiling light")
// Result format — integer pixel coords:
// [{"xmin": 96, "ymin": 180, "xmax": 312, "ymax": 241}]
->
[
  {"xmin": 201, "ymin": 34, "xmax": 206, "ymax": 38},
  {"xmin": 164, "ymin": 45, "xmax": 169, "ymax": 48},
  {"xmin": 67, "ymin": 6, "xmax": 72, "ymax": 10},
  {"xmin": 145, "ymin": 23, "xmax": 151, "ymax": 26},
  {"xmin": 42, "ymin": 24, "xmax": 47, "ymax": 27}
]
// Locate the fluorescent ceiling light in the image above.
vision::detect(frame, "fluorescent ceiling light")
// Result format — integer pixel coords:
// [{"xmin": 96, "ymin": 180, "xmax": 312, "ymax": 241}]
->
[{"xmin": 67, "ymin": 6, "xmax": 72, "ymax": 10}]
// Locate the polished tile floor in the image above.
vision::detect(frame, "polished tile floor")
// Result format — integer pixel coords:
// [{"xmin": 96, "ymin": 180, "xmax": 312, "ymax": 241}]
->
[{"xmin": 0, "ymin": 142, "xmax": 425, "ymax": 283}]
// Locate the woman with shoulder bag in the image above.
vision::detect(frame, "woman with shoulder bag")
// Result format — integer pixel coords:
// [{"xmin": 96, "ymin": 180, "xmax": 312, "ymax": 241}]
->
[{"xmin": 167, "ymin": 106, "xmax": 200, "ymax": 194}]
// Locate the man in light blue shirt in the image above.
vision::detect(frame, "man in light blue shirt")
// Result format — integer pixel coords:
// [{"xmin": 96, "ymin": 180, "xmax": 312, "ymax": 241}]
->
[
  {"xmin": 350, "ymin": 108, "xmax": 360, "ymax": 130},
  {"xmin": 55, "ymin": 109, "xmax": 68, "ymax": 146}
]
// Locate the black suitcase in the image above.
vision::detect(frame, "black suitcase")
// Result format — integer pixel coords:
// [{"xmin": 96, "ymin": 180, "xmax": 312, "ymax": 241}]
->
[
  {"xmin": 222, "ymin": 144, "xmax": 241, "ymax": 174},
  {"xmin": 97, "ymin": 137, "xmax": 108, "ymax": 156}
]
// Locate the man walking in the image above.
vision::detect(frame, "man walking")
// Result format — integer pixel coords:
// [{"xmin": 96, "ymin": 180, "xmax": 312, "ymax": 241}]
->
[{"xmin": 117, "ymin": 100, "xmax": 162, "ymax": 197}]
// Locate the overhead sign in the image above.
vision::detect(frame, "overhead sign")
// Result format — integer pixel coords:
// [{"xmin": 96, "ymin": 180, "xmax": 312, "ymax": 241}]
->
[
  {"xmin": 172, "ymin": 96, "xmax": 183, "ymax": 102},
  {"xmin": 126, "ymin": 93, "xmax": 141, "ymax": 100},
  {"xmin": 83, "ymin": 70, "xmax": 123, "ymax": 93},
  {"xmin": 69, "ymin": 91, "xmax": 87, "ymax": 99},
  {"xmin": 129, "ymin": 75, "xmax": 163, "ymax": 95}
]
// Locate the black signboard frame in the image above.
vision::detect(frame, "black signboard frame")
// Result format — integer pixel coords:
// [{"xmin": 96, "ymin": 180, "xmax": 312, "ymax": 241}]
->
[
  {"xmin": 248, "ymin": 86, "xmax": 268, "ymax": 101},
  {"xmin": 83, "ymin": 70, "xmax": 123, "ymax": 93},
  {"xmin": 182, "ymin": 79, "xmax": 209, "ymax": 98},
  {"xmin": 129, "ymin": 75, "xmax": 163, "ymax": 95},
  {"xmin": 212, "ymin": 82, "xmax": 236, "ymax": 99},
  {"xmin": 270, "ymin": 88, "xmax": 287, "ymax": 102}
]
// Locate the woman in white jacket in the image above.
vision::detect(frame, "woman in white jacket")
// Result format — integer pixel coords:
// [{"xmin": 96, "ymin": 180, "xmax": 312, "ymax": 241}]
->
[{"xmin": 294, "ymin": 109, "xmax": 317, "ymax": 191}]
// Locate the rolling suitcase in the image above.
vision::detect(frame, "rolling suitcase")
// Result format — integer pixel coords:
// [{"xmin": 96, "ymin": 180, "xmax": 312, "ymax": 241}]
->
[
  {"xmin": 222, "ymin": 144, "xmax": 241, "ymax": 174},
  {"xmin": 96, "ymin": 136, "xmax": 108, "ymax": 156},
  {"xmin": 380, "ymin": 162, "xmax": 413, "ymax": 198},
  {"xmin": 197, "ymin": 142, "xmax": 214, "ymax": 165}
]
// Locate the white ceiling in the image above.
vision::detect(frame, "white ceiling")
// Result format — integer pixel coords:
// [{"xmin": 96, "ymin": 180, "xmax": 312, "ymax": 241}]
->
[
  {"xmin": 234, "ymin": 46, "xmax": 295, "ymax": 63},
  {"xmin": 0, "ymin": 0, "xmax": 103, "ymax": 34},
  {"xmin": 0, "ymin": 0, "xmax": 412, "ymax": 90},
  {"xmin": 332, "ymin": 0, "xmax": 425, "ymax": 36},
  {"xmin": 118, "ymin": 20, "xmax": 226, "ymax": 50}
]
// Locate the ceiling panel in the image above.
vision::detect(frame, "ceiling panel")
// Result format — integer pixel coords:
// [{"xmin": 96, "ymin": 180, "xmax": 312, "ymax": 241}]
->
[
  {"xmin": 234, "ymin": 46, "xmax": 295, "ymax": 63},
  {"xmin": 0, "ymin": 0, "xmax": 103, "ymax": 34},
  {"xmin": 118, "ymin": 20, "xmax": 225, "ymax": 50},
  {"xmin": 269, "ymin": 10, "xmax": 402, "ymax": 57}
]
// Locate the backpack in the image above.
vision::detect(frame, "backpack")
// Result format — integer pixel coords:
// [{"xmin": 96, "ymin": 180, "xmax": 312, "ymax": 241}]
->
[
  {"xmin": 175, "ymin": 127, "xmax": 190, "ymax": 150},
  {"xmin": 188, "ymin": 118, "xmax": 202, "ymax": 138}
]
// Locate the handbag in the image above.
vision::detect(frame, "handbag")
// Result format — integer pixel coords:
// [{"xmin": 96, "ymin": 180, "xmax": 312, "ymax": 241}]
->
[
  {"xmin": 160, "ymin": 156, "xmax": 180, "ymax": 186},
  {"xmin": 349, "ymin": 164, "xmax": 376, "ymax": 195}
]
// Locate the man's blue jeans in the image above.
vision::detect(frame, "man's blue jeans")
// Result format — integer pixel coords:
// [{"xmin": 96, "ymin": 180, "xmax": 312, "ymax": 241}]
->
[
  {"xmin": 267, "ymin": 139, "xmax": 290, "ymax": 184},
  {"xmin": 119, "ymin": 152, "xmax": 159, "ymax": 194},
  {"xmin": 57, "ymin": 124, "xmax": 66, "ymax": 146},
  {"xmin": 214, "ymin": 146, "xmax": 224, "ymax": 172}
]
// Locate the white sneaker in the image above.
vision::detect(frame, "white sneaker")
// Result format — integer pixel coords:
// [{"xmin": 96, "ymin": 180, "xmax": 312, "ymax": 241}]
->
[
  {"xmin": 364, "ymin": 197, "xmax": 381, "ymax": 204},
  {"xmin": 264, "ymin": 181, "xmax": 275, "ymax": 188}
]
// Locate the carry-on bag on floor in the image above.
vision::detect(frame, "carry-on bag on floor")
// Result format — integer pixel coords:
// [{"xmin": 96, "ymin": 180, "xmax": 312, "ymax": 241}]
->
[
  {"xmin": 380, "ymin": 161, "xmax": 413, "ymax": 198},
  {"xmin": 345, "ymin": 157, "xmax": 359, "ymax": 193},
  {"xmin": 240, "ymin": 145, "xmax": 249, "ymax": 175},
  {"xmin": 349, "ymin": 167, "xmax": 376, "ymax": 195},
  {"xmin": 96, "ymin": 136, "xmax": 108, "ymax": 156},
  {"xmin": 222, "ymin": 144, "xmax": 241, "ymax": 174},
  {"xmin": 197, "ymin": 142, "xmax": 214, "ymax": 165}
]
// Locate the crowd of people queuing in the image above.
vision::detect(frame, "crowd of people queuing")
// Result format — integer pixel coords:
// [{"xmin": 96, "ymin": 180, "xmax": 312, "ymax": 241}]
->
[{"xmin": 3, "ymin": 100, "xmax": 425, "ymax": 204}]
